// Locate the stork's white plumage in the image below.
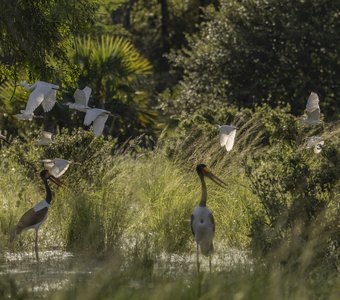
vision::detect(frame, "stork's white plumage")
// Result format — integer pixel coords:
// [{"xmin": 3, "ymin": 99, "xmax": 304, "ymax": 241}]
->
[
  {"xmin": 36, "ymin": 131, "xmax": 53, "ymax": 145},
  {"xmin": 16, "ymin": 81, "xmax": 59, "ymax": 120},
  {"xmin": 302, "ymin": 92, "xmax": 321, "ymax": 125},
  {"xmin": 191, "ymin": 164, "xmax": 227, "ymax": 273},
  {"xmin": 66, "ymin": 86, "xmax": 92, "ymax": 112},
  {"xmin": 39, "ymin": 158, "xmax": 71, "ymax": 178},
  {"xmin": 218, "ymin": 125, "xmax": 237, "ymax": 151},
  {"xmin": 306, "ymin": 136, "xmax": 324, "ymax": 154},
  {"xmin": 83, "ymin": 108, "xmax": 111, "ymax": 137}
]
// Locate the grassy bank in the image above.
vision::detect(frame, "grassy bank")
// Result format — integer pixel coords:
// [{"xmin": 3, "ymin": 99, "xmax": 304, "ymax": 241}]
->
[{"xmin": 0, "ymin": 106, "xmax": 339, "ymax": 299}]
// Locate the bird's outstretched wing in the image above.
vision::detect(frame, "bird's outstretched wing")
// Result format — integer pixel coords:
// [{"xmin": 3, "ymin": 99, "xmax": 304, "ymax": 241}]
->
[
  {"xmin": 306, "ymin": 92, "xmax": 320, "ymax": 113},
  {"xmin": 24, "ymin": 91, "xmax": 44, "ymax": 114},
  {"xmin": 225, "ymin": 129, "xmax": 236, "ymax": 151},
  {"xmin": 84, "ymin": 108, "xmax": 106, "ymax": 126},
  {"xmin": 74, "ymin": 86, "xmax": 92, "ymax": 106},
  {"xmin": 93, "ymin": 114, "xmax": 109, "ymax": 137},
  {"xmin": 41, "ymin": 89, "xmax": 57, "ymax": 112},
  {"xmin": 219, "ymin": 125, "xmax": 237, "ymax": 151},
  {"xmin": 11, "ymin": 208, "xmax": 48, "ymax": 240},
  {"xmin": 51, "ymin": 158, "xmax": 70, "ymax": 178}
]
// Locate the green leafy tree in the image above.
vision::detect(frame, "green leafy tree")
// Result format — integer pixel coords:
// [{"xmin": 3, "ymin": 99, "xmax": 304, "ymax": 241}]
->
[
  {"xmin": 0, "ymin": 0, "xmax": 97, "ymax": 82},
  {"xmin": 168, "ymin": 0, "xmax": 340, "ymax": 119}
]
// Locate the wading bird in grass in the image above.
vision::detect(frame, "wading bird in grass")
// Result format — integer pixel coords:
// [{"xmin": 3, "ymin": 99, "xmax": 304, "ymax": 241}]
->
[
  {"xmin": 39, "ymin": 158, "xmax": 73, "ymax": 178},
  {"xmin": 66, "ymin": 86, "xmax": 92, "ymax": 112},
  {"xmin": 83, "ymin": 108, "xmax": 113, "ymax": 137},
  {"xmin": 191, "ymin": 164, "xmax": 227, "ymax": 273},
  {"xmin": 10, "ymin": 170, "xmax": 64, "ymax": 261},
  {"xmin": 217, "ymin": 125, "xmax": 237, "ymax": 151},
  {"xmin": 15, "ymin": 81, "xmax": 60, "ymax": 120},
  {"xmin": 36, "ymin": 131, "xmax": 53, "ymax": 145},
  {"xmin": 302, "ymin": 92, "xmax": 321, "ymax": 125},
  {"xmin": 306, "ymin": 136, "xmax": 324, "ymax": 154}
]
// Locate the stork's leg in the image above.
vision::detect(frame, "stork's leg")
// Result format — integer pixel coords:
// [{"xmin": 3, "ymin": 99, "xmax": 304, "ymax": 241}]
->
[
  {"xmin": 209, "ymin": 254, "xmax": 212, "ymax": 273},
  {"xmin": 35, "ymin": 229, "xmax": 39, "ymax": 262},
  {"xmin": 196, "ymin": 243, "xmax": 200, "ymax": 273}
]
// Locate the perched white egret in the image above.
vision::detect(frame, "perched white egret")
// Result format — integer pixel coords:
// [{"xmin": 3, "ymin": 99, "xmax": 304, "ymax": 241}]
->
[
  {"xmin": 16, "ymin": 81, "xmax": 59, "ymax": 120},
  {"xmin": 10, "ymin": 170, "xmax": 64, "ymax": 261},
  {"xmin": 191, "ymin": 164, "xmax": 227, "ymax": 273},
  {"xmin": 301, "ymin": 92, "xmax": 321, "ymax": 125},
  {"xmin": 83, "ymin": 108, "xmax": 112, "ymax": 137},
  {"xmin": 36, "ymin": 131, "xmax": 53, "ymax": 145},
  {"xmin": 39, "ymin": 158, "xmax": 71, "ymax": 178},
  {"xmin": 306, "ymin": 136, "xmax": 324, "ymax": 154},
  {"xmin": 217, "ymin": 125, "xmax": 237, "ymax": 151},
  {"xmin": 66, "ymin": 86, "xmax": 92, "ymax": 112}
]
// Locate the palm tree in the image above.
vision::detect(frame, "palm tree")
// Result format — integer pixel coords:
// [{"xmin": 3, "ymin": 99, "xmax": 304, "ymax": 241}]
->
[{"xmin": 72, "ymin": 35, "xmax": 158, "ymax": 142}]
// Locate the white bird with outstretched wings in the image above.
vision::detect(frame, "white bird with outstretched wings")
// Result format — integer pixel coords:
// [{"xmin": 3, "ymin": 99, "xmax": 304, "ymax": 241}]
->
[
  {"xmin": 217, "ymin": 125, "xmax": 237, "ymax": 151},
  {"xmin": 66, "ymin": 86, "xmax": 92, "ymax": 112},
  {"xmin": 36, "ymin": 131, "xmax": 53, "ymax": 145},
  {"xmin": 84, "ymin": 108, "xmax": 111, "ymax": 137},
  {"xmin": 306, "ymin": 136, "xmax": 324, "ymax": 154},
  {"xmin": 39, "ymin": 158, "xmax": 71, "ymax": 178},
  {"xmin": 16, "ymin": 81, "xmax": 59, "ymax": 120},
  {"xmin": 302, "ymin": 92, "xmax": 321, "ymax": 125}
]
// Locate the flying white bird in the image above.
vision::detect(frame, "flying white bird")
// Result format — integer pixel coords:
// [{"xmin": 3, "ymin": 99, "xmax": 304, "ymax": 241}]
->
[
  {"xmin": 39, "ymin": 158, "xmax": 72, "ymax": 178},
  {"xmin": 83, "ymin": 108, "xmax": 112, "ymax": 137},
  {"xmin": 306, "ymin": 136, "xmax": 324, "ymax": 154},
  {"xmin": 191, "ymin": 164, "xmax": 227, "ymax": 273},
  {"xmin": 36, "ymin": 131, "xmax": 53, "ymax": 145},
  {"xmin": 66, "ymin": 86, "xmax": 92, "ymax": 112},
  {"xmin": 217, "ymin": 125, "xmax": 237, "ymax": 151},
  {"xmin": 302, "ymin": 92, "xmax": 321, "ymax": 125},
  {"xmin": 10, "ymin": 170, "xmax": 64, "ymax": 261},
  {"xmin": 16, "ymin": 81, "xmax": 59, "ymax": 120}
]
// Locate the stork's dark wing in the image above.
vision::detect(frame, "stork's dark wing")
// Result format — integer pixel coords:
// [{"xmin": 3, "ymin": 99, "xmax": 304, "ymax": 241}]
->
[
  {"xmin": 14, "ymin": 208, "xmax": 48, "ymax": 234},
  {"xmin": 209, "ymin": 213, "xmax": 215, "ymax": 233},
  {"xmin": 190, "ymin": 214, "xmax": 195, "ymax": 236}
]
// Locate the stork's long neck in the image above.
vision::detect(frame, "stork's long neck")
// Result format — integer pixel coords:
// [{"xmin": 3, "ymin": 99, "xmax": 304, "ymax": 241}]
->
[
  {"xmin": 199, "ymin": 175, "xmax": 207, "ymax": 207},
  {"xmin": 43, "ymin": 179, "xmax": 52, "ymax": 204}
]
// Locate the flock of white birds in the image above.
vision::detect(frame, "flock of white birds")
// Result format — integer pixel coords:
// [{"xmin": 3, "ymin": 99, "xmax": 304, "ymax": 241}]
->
[
  {"xmin": 218, "ymin": 91, "xmax": 324, "ymax": 153},
  {"xmin": 0, "ymin": 84, "xmax": 326, "ymax": 179},
  {"xmin": 1, "ymin": 80, "xmax": 116, "ymax": 177}
]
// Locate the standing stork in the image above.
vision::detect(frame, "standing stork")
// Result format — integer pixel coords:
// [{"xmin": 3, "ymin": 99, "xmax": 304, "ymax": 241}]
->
[
  {"xmin": 10, "ymin": 170, "xmax": 64, "ymax": 261},
  {"xmin": 191, "ymin": 164, "xmax": 227, "ymax": 273}
]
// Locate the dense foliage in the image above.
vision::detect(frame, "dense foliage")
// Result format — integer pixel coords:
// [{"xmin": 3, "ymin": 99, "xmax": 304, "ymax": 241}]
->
[
  {"xmin": 0, "ymin": 0, "xmax": 339, "ymax": 299},
  {"xmin": 167, "ymin": 0, "xmax": 340, "ymax": 119}
]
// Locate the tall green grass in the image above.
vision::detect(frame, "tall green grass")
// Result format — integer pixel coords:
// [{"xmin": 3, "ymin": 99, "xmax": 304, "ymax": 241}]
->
[{"xmin": 0, "ymin": 106, "xmax": 339, "ymax": 299}]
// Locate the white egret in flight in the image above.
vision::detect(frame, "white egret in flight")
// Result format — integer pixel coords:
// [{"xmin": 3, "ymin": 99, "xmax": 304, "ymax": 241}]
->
[
  {"xmin": 10, "ymin": 170, "xmax": 64, "ymax": 261},
  {"xmin": 66, "ymin": 86, "xmax": 92, "ymax": 112},
  {"xmin": 39, "ymin": 158, "xmax": 72, "ymax": 178},
  {"xmin": 217, "ymin": 125, "xmax": 237, "ymax": 151},
  {"xmin": 191, "ymin": 164, "xmax": 227, "ymax": 273},
  {"xmin": 36, "ymin": 131, "xmax": 53, "ymax": 146},
  {"xmin": 302, "ymin": 92, "xmax": 321, "ymax": 125},
  {"xmin": 306, "ymin": 136, "xmax": 324, "ymax": 154},
  {"xmin": 16, "ymin": 81, "xmax": 59, "ymax": 120},
  {"xmin": 83, "ymin": 108, "xmax": 112, "ymax": 137}
]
